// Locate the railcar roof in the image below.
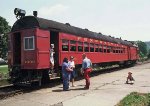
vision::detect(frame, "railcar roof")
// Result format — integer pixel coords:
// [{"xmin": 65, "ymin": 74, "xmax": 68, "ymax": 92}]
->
[{"xmin": 11, "ymin": 16, "xmax": 133, "ymax": 46}]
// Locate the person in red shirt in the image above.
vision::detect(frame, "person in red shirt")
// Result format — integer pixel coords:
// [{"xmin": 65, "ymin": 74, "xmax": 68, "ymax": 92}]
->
[{"xmin": 126, "ymin": 72, "xmax": 135, "ymax": 84}]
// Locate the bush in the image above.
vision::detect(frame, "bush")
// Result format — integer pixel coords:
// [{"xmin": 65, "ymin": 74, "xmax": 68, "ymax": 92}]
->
[{"xmin": 117, "ymin": 92, "xmax": 150, "ymax": 106}]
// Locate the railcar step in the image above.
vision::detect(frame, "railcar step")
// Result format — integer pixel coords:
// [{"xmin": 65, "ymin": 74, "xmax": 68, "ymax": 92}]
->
[{"xmin": 49, "ymin": 73, "xmax": 59, "ymax": 79}]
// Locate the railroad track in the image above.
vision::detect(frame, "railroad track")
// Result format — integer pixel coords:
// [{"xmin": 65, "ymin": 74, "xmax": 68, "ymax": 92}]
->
[
  {"xmin": 0, "ymin": 85, "xmax": 24, "ymax": 99},
  {"xmin": 0, "ymin": 78, "xmax": 62, "ymax": 100}
]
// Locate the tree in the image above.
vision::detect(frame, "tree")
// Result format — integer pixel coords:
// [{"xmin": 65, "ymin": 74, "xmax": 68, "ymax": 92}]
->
[
  {"xmin": 147, "ymin": 49, "xmax": 150, "ymax": 59},
  {"xmin": 137, "ymin": 41, "xmax": 147, "ymax": 56},
  {"xmin": 0, "ymin": 16, "xmax": 11, "ymax": 59}
]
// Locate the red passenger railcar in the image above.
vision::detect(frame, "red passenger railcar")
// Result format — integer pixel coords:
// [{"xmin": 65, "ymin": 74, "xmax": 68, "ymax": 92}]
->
[{"xmin": 8, "ymin": 14, "xmax": 138, "ymax": 86}]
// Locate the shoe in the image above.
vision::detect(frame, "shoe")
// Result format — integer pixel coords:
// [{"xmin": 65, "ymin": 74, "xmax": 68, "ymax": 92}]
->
[
  {"xmin": 84, "ymin": 86, "xmax": 89, "ymax": 89},
  {"xmin": 72, "ymin": 85, "xmax": 76, "ymax": 87},
  {"xmin": 63, "ymin": 89, "xmax": 70, "ymax": 91}
]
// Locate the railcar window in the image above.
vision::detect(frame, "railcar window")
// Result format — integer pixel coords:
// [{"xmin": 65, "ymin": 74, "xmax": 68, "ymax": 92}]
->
[
  {"xmin": 90, "ymin": 43, "xmax": 94, "ymax": 52},
  {"xmin": 116, "ymin": 50, "xmax": 119, "ymax": 53},
  {"xmin": 113, "ymin": 47, "xmax": 116, "ymax": 53},
  {"xmin": 62, "ymin": 39, "xmax": 68, "ymax": 44},
  {"xmin": 62, "ymin": 45, "xmax": 69, "ymax": 51},
  {"xmin": 78, "ymin": 42, "xmax": 83, "ymax": 52},
  {"xmin": 24, "ymin": 36, "xmax": 35, "ymax": 50},
  {"xmin": 113, "ymin": 50, "xmax": 115, "ymax": 53},
  {"xmin": 99, "ymin": 45, "xmax": 103, "ymax": 52},
  {"xmin": 110, "ymin": 46, "xmax": 113, "ymax": 52},
  {"xmin": 84, "ymin": 42, "xmax": 89, "ymax": 52},
  {"xmin": 121, "ymin": 48, "xmax": 124, "ymax": 53},
  {"xmin": 103, "ymin": 46, "xmax": 107, "ymax": 53},
  {"xmin": 107, "ymin": 46, "xmax": 111, "ymax": 53},
  {"xmin": 70, "ymin": 40, "xmax": 76, "ymax": 51},
  {"xmin": 70, "ymin": 46, "xmax": 76, "ymax": 51},
  {"xmin": 62, "ymin": 39, "xmax": 69, "ymax": 51},
  {"xmin": 95, "ymin": 44, "xmax": 99, "ymax": 52},
  {"xmin": 70, "ymin": 40, "xmax": 76, "ymax": 44}
]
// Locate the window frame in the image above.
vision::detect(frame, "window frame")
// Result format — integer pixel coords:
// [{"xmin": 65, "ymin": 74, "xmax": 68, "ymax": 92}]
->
[
  {"xmin": 107, "ymin": 46, "xmax": 111, "ymax": 53},
  {"xmin": 90, "ymin": 43, "xmax": 94, "ymax": 52},
  {"xmin": 78, "ymin": 41, "xmax": 83, "ymax": 52},
  {"xmin": 70, "ymin": 40, "xmax": 77, "ymax": 52},
  {"xmin": 95, "ymin": 44, "xmax": 99, "ymax": 52},
  {"xmin": 99, "ymin": 45, "xmax": 103, "ymax": 53},
  {"xmin": 103, "ymin": 45, "xmax": 107, "ymax": 53},
  {"xmin": 62, "ymin": 39, "xmax": 69, "ymax": 51},
  {"xmin": 84, "ymin": 42, "xmax": 89, "ymax": 52},
  {"xmin": 24, "ymin": 36, "xmax": 35, "ymax": 51}
]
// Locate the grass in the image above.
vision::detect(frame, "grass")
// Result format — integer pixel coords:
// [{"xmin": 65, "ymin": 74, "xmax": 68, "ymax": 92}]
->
[
  {"xmin": 0, "ymin": 65, "xmax": 8, "ymax": 79},
  {"xmin": 0, "ymin": 65, "xmax": 8, "ymax": 75},
  {"xmin": 0, "ymin": 65, "xmax": 10, "ymax": 86},
  {"xmin": 116, "ymin": 92, "xmax": 150, "ymax": 106}
]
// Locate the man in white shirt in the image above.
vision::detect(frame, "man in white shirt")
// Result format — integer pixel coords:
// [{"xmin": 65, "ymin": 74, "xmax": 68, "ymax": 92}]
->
[{"xmin": 50, "ymin": 44, "xmax": 55, "ymax": 70}]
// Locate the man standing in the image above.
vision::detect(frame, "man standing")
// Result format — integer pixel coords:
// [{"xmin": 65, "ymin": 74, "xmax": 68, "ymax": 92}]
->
[
  {"xmin": 50, "ymin": 44, "xmax": 55, "ymax": 70},
  {"xmin": 82, "ymin": 53, "xmax": 92, "ymax": 89},
  {"xmin": 62, "ymin": 57, "xmax": 73, "ymax": 91}
]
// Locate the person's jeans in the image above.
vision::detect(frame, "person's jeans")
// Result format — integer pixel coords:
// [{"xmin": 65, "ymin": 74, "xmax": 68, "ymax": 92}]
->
[{"xmin": 62, "ymin": 73, "xmax": 70, "ymax": 90}]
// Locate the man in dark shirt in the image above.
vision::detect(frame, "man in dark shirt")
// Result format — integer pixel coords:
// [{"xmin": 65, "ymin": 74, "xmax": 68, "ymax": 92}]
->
[{"xmin": 62, "ymin": 58, "xmax": 73, "ymax": 91}]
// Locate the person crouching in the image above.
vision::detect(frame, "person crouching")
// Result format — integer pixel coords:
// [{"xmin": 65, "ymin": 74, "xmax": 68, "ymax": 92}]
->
[{"xmin": 126, "ymin": 72, "xmax": 135, "ymax": 84}]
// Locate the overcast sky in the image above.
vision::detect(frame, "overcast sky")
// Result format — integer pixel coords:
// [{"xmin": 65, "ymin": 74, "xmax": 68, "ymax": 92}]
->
[{"xmin": 1, "ymin": 0, "xmax": 150, "ymax": 41}]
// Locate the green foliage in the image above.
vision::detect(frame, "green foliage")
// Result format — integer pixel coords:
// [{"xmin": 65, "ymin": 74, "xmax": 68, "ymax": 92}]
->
[
  {"xmin": 117, "ymin": 92, "xmax": 150, "ymax": 106},
  {"xmin": 147, "ymin": 49, "xmax": 150, "ymax": 59},
  {"xmin": 145, "ymin": 41, "xmax": 150, "ymax": 50},
  {"xmin": 137, "ymin": 41, "xmax": 147, "ymax": 57},
  {"xmin": 0, "ymin": 16, "xmax": 11, "ymax": 59},
  {"xmin": 139, "ymin": 52, "xmax": 144, "ymax": 58}
]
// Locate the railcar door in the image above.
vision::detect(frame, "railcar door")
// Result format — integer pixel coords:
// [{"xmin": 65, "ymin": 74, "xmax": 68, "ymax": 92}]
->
[
  {"xmin": 13, "ymin": 32, "xmax": 21, "ymax": 65},
  {"xmin": 50, "ymin": 31, "xmax": 59, "ymax": 72}
]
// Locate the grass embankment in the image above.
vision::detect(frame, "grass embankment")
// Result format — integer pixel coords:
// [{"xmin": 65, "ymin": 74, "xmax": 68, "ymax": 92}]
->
[
  {"xmin": 0, "ymin": 65, "xmax": 9, "ymax": 86},
  {"xmin": 117, "ymin": 92, "xmax": 150, "ymax": 106}
]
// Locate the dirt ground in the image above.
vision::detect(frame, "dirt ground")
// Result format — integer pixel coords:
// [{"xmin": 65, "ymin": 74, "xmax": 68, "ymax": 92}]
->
[{"xmin": 0, "ymin": 63, "xmax": 150, "ymax": 106}]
